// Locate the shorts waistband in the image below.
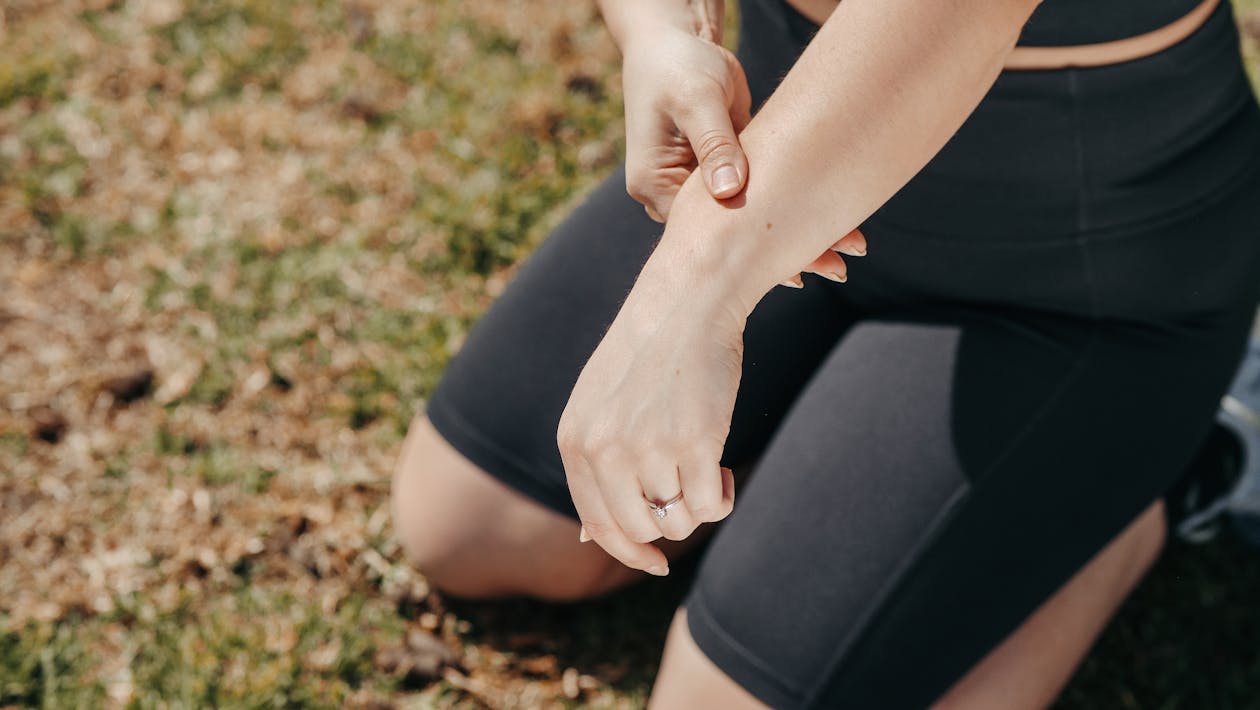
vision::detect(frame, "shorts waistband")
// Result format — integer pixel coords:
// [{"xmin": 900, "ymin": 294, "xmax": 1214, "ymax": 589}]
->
[{"xmin": 870, "ymin": 0, "xmax": 1260, "ymax": 241}]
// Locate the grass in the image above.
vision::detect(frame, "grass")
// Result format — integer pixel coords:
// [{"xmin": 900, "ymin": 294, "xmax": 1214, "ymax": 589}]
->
[{"xmin": 2, "ymin": 0, "xmax": 1260, "ymax": 707}]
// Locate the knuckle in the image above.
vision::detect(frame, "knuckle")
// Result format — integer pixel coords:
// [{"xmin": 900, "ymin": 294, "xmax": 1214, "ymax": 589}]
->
[
  {"xmin": 625, "ymin": 167, "xmax": 653, "ymax": 203},
  {"xmin": 653, "ymin": 429, "xmax": 690, "ymax": 451},
  {"xmin": 688, "ymin": 440, "xmax": 724, "ymax": 461},
  {"xmin": 582, "ymin": 429, "xmax": 621, "ymax": 459},
  {"xmin": 688, "ymin": 505, "xmax": 716, "ymax": 522},
  {"xmin": 590, "ymin": 445, "xmax": 630, "ymax": 469},
  {"xmin": 556, "ymin": 425, "xmax": 578, "ymax": 452},
  {"xmin": 641, "ymin": 431, "xmax": 671, "ymax": 453},
  {"xmin": 661, "ymin": 524, "xmax": 693, "ymax": 541},
  {"xmin": 693, "ymin": 129, "xmax": 736, "ymax": 165},
  {"xmin": 561, "ymin": 439, "xmax": 592, "ymax": 463},
  {"xmin": 625, "ymin": 182, "xmax": 647, "ymax": 204}
]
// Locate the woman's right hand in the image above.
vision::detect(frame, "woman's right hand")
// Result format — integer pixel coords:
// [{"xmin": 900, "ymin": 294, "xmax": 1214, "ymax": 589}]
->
[
  {"xmin": 607, "ymin": 1, "xmax": 868, "ymax": 278},
  {"xmin": 619, "ymin": 16, "xmax": 753, "ymax": 222}
]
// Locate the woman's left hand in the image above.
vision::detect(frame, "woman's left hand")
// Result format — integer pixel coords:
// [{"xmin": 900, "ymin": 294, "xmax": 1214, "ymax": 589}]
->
[{"xmin": 556, "ymin": 278, "xmax": 745, "ymax": 575}]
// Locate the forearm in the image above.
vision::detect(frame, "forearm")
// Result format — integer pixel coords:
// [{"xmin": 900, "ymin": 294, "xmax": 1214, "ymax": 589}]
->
[
  {"xmin": 634, "ymin": 0, "xmax": 1043, "ymax": 319},
  {"xmin": 595, "ymin": 0, "xmax": 725, "ymax": 48}
]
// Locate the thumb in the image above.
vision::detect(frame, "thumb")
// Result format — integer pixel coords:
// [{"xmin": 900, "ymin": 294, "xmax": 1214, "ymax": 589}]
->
[{"xmin": 677, "ymin": 103, "xmax": 748, "ymax": 200}]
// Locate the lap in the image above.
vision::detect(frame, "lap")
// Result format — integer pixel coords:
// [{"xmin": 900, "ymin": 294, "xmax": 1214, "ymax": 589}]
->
[{"xmin": 416, "ymin": 158, "xmax": 1260, "ymax": 707}]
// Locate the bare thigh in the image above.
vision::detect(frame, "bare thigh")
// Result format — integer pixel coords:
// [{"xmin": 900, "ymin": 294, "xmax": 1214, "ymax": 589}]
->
[{"xmin": 390, "ymin": 414, "xmax": 715, "ymax": 602}]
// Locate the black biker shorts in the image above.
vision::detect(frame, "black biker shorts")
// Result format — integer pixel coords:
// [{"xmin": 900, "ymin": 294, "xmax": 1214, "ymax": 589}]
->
[{"xmin": 421, "ymin": 0, "xmax": 1260, "ymax": 706}]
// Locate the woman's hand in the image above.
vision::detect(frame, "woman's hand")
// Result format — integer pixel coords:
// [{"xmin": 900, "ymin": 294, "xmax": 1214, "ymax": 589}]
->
[
  {"xmin": 555, "ymin": 272, "xmax": 746, "ymax": 575},
  {"xmin": 620, "ymin": 15, "xmax": 753, "ymax": 221},
  {"xmin": 783, "ymin": 227, "xmax": 869, "ymax": 288}
]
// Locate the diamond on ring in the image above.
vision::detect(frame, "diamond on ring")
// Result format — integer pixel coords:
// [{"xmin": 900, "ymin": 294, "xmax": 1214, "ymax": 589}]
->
[{"xmin": 646, "ymin": 492, "xmax": 684, "ymax": 519}]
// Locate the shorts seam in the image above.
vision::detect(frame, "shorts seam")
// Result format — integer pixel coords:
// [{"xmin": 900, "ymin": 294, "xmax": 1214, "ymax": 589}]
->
[
  {"xmin": 685, "ymin": 585, "xmax": 808, "ymax": 708},
  {"xmin": 973, "ymin": 323, "xmax": 1101, "ymax": 484},
  {"xmin": 800, "ymin": 327, "xmax": 1100, "ymax": 706},
  {"xmin": 797, "ymin": 483, "xmax": 973, "ymax": 708},
  {"xmin": 1069, "ymin": 67, "xmax": 1091, "ymax": 234}
]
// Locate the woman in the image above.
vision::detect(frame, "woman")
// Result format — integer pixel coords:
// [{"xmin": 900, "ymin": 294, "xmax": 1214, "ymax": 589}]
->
[{"xmin": 392, "ymin": 0, "xmax": 1260, "ymax": 706}]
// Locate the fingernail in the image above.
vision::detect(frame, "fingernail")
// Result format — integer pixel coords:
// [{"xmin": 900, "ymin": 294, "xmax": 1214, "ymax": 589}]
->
[
  {"xmin": 820, "ymin": 271, "xmax": 847, "ymax": 283},
  {"xmin": 647, "ymin": 565, "xmax": 670, "ymax": 576},
  {"xmin": 835, "ymin": 243, "xmax": 866, "ymax": 257},
  {"xmin": 579, "ymin": 526, "xmax": 591, "ymax": 543},
  {"xmin": 779, "ymin": 274, "xmax": 804, "ymax": 289},
  {"xmin": 712, "ymin": 165, "xmax": 739, "ymax": 195}
]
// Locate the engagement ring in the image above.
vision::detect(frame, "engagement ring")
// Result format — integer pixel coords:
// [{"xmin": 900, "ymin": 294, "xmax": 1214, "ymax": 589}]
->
[{"xmin": 645, "ymin": 491, "xmax": 684, "ymax": 519}]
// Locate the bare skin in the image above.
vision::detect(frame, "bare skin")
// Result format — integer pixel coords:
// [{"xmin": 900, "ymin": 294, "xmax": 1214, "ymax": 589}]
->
[
  {"xmin": 394, "ymin": 0, "xmax": 1197, "ymax": 705},
  {"xmin": 563, "ymin": 0, "xmax": 1055, "ymax": 576},
  {"xmin": 576, "ymin": 0, "xmax": 1222, "ymax": 576},
  {"xmin": 392, "ymin": 414, "xmax": 1169, "ymax": 708}
]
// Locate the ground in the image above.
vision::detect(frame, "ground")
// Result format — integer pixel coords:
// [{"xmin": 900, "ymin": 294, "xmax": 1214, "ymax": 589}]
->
[{"xmin": 2, "ymin": 1, "xmax": 1260, "ymax": 707}]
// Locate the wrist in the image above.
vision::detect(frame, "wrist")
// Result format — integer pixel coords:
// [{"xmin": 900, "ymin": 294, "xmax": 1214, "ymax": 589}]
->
[
  {"xmin": 599, "ymin": 0, "xmax": 722, "ymax": 53},
  {"xmin": 627, "ymin": 175, "xmax": 778, "ymax": 325},
  {"xmin": 619, "ymin": 253, "xmax": 752, "ymax": 345}
]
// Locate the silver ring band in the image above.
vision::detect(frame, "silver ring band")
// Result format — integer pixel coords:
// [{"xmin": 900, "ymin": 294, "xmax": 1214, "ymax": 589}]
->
[{"xmin": 645, "ymin": 491, "xmax": 684, "ymax": 519}]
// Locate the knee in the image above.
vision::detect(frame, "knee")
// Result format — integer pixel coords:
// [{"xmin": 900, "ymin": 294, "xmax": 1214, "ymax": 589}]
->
[
  {"xmin": 389, "ymin": 415, "xmax": 627, "ymax": 602},
  {"xmin": 389, "ymin": 416, "xmax": 472, "ymax": 585}
]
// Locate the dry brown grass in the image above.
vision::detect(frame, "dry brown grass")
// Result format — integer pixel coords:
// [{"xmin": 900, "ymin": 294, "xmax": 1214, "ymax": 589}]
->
[{"xmin": 4, "ymin": 1, "xmax": 1260, "ymax": 707}]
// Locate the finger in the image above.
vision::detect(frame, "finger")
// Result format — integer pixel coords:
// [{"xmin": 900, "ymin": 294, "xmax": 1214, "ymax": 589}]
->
[
  {"xmin": 674, "ymin": 100, "xmax": 747, "ymax": 200},
  {"xmin": 778, "ymin": 273, "xmax": 804, "ymax": 289},
  {"xmin": 802, "ymin": 250, "xmax": 848, "ymax": 283},
  {"xmin": 645, "ymin": 163, "xmax": 695, "ymax": 221},
  {"xmin": 832, "ymin": 227, "xmax": 867, "ymax": 257},
  {"xmin": 719, "ymin": 466, "xmax": 736, "ymax": 517},
  {"xmin": 563, "ymin": 450, "xmax": 669, "ymax": 574},
  {"xmin": 624, "ymin": 105, "xmax": 689, "ymax": 220},
  {"xmin": 802, "ymin": 226, "xmax": 866, "ymax": 280},
  {"xmin": 590, "ymin": 452, "xmax": 672, "ymax": 546},
  {"xmin": 677, "ymin": 447, "xmax": 728, "ymax": 524},
  {"xmin": 640, "ymin": 461, "xmax": 700, "ymax": 541}
]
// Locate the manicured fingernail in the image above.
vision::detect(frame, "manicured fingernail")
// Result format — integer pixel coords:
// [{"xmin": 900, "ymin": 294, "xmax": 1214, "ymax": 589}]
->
[
  {"xmin": 835, "ymin": 243, "xmax": 866, "ymax": 256},
  {"xmin": 712, "ymin": 165, "xmax": 739, "ymax": 195},
  {"xmin": 820, "ymin": 271, "xmax": 847, "ymax": 283},
  {"xmin": 579, "ymin": 526, "xmax": 591, "ymax": 543},
  {"xmin": 647, "ymin": 565, "xmax": 669, "ymax": 576},
  {"xmin": 779, "ymin": 274, "xmax": 804, "ymax": 289}
]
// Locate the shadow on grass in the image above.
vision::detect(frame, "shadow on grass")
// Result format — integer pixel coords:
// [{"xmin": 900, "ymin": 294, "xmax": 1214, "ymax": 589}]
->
[
  {"xmin": 442, "ymin": 525, "xmax": 1260, "ymax": 708},
  {"xmin": 1060, "ymin": 533, "xmax": 1260, "ymax": 709},
  {"xmin": 440, "ymin": 545, "xmax": 708, "ymax": 700}
]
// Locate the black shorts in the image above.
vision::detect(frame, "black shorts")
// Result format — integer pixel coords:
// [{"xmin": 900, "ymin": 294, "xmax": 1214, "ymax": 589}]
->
[{"xmin": 423, "ymin": 0, "xmax": 1260, "ymax": 707}]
